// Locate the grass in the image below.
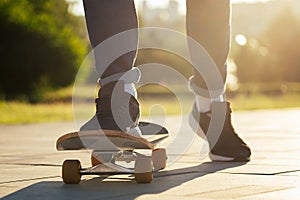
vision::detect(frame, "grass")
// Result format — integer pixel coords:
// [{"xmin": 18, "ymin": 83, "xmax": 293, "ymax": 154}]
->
[
  {"xmin": 1, "ymin": 93, "xmax": 300, "ymax": 124},
  {"xmin": 0, "ymin": 101, "xmax": 73, "ymax": 124},
  {"xmin": 229, "ymin": 93, "xmax": 300, "ymax": 110},
  {"xmin": 1, "ymin": 83, "xmax": 300, "ymax": 124}
]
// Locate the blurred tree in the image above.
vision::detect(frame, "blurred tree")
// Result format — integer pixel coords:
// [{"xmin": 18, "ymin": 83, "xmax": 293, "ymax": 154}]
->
[
  {"xmin": 135, "ymin": 49, "xmax": 193, "ymax": 82},
  {"xmin": 233, "ymin": 8, "xmax": 300, "ymax": 84},
  {"xmin": 0, "ymin": 0, "xmax": 87, "ymax": 101},
  {"xmin": 233, "ymin": 39, "xmax": 275, "ymax": 83},
  {"xmin": 263, "ymin": 8, "xmax": 300, "ymax": 82}
]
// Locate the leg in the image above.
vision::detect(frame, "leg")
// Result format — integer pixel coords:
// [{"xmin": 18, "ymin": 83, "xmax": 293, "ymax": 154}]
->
[
  {"xmin": 187, "ymin": 0, "xmax": 229, "ymax": 98},
  {"xmin": 83, "ymin": 0, "xmax": 138, "ymax": 78},
  {"xmin": 186, "ymin": 0, "xmax": 251, "ymax": 161},
  {"xmin": 80, "ymin": 0, "xmax": 141, "ymax": 136}
]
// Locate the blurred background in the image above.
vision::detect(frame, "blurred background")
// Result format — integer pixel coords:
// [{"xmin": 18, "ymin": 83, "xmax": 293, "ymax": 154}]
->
[{"xmin": 1, "ymin": 0, "xmax": 300, "ymax": 124}]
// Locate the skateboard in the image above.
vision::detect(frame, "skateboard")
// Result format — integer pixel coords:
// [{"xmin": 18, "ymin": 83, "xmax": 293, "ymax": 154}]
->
[{"xmin": 56, "ymin": 122, "xmax": 169, "ymax": 184}]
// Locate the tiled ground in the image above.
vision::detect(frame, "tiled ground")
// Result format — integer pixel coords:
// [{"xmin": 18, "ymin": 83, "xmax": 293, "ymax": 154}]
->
[{"xmin": 0, "ymin": 108, "xmax": 299, "ymax": 200}]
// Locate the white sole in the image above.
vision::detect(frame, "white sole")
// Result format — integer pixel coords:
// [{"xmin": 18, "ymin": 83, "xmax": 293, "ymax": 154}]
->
[{"xmin": 209, "ymin": 153, "xmax": 235, "ymax": 162}]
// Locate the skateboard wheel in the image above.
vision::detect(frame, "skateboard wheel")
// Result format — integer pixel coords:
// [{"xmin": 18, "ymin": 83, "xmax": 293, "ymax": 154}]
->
[
  {"xmin": 135, "ymin": 172, "xmax": 153, "ymax": 184},
  {"xmin": 134, "ymin": 158, "xmax": 153, "ymax": 183},
  {"xmin": 152, "ymin": 148, "xmax": 167, "ymax": 170},
  {"xmin": 62, "ymin": 160, "xmax": 81, "ymax": 184}
]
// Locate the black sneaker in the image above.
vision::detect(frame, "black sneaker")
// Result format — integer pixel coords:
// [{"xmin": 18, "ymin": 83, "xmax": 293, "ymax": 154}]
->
[
  {"xmin": 190, "ymin": 101, "xmax": 251, "ymax": 162},
  {"xmin": 80, "ymin": 81, "xmax": 141, "ymax": 137}
]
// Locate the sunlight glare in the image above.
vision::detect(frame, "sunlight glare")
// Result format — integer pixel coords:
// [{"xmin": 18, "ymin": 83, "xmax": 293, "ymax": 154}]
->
[
  {"xmin": 67, "ymin": 0, "xmax": 272, "ymax": 16},
  {"xmin": 235, "ymin": 34, "xmax": 247, "ymax": 46}
]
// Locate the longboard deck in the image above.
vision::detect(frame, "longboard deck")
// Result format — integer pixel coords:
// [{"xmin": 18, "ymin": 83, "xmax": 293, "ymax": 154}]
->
[{"xmin": 57, "ymin": 122, "xmax": 169, "ymax": 151}]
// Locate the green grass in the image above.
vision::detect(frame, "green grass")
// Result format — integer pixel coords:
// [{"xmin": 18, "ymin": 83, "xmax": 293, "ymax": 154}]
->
[
  {"xmin": 1, "ymin": 93, "xmax": 300, "ymax": 124},
  {"xmin": 1, "ymin": 83, "xmax": 300, "ymax": 124},
  {"xmin": 229, "ymin": 93, "xmax": 300, "ymax": 110},
  {"xmin": 0, "ymin": 101, "xmax": 73, "ymax": 124}
]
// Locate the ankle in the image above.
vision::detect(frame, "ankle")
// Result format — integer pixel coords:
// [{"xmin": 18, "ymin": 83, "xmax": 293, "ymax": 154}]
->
[{"xmin": 195, "ymin": 94, "xmax": 225, "ymax": 113}]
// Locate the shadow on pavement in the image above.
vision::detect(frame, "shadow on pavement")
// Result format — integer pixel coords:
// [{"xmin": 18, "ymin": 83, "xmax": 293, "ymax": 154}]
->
[{"xmin": 2, "ymin": 162, "xmax": 246, "ymax": 200}]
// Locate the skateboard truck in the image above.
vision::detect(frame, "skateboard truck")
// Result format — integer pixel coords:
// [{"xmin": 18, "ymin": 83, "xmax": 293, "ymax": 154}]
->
[
  {"xmin": 62, "ymin": 148, "xmax": 167, "ymax": 184},
  {"xmin": 57, "ymin": 122, "xmax": 169, "ymax": 184}
]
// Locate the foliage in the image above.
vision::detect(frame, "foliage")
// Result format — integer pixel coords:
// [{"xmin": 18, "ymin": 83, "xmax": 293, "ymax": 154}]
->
[
  {"xmin": 135, "ymin": 49, "xmax": 193, "ymax": 81},
  {"xmin": 233, "ymin": 8, "xmax": 300, "ymax": 83},
  {"xmin": 0, "ymin": 0, "xmax": 87, "ymax": 102},
  {"xmin": 262, "ymin": 9, "xmax": 300, "ymax": 82}
]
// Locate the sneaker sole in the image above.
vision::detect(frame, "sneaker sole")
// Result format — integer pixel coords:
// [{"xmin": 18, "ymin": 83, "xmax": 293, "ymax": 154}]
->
[{"xmin": 209, "ymin": 152, "xmax": 250, "ymax": 162}]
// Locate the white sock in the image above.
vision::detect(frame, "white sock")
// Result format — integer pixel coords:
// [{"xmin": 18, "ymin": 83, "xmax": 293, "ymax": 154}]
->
[
  {"xmin": 124, "ymin": 83, "xmax": 137, "ymax": 98},
  {"xmin": 195, "ymin": 94, "xmax": 224, "ymax": 113},
  {"xmin": 128, "ymin": 126, "xmax": 142, "ymax": 137}
]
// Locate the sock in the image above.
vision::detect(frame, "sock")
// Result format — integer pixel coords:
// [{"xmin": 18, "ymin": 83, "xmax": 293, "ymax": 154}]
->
[
  {"xmin": 195, "ymin": 94, "xmax": 224, "ymax": 113},
  {"xmin": 124, "ymin": 83, "xmax": 137, "ymax": 98}
]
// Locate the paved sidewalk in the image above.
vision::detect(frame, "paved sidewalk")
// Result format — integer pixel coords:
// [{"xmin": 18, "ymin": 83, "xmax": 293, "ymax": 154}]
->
[{"xmin": 0, "ymin": 109, "xmax": 299, "ymax": 200}]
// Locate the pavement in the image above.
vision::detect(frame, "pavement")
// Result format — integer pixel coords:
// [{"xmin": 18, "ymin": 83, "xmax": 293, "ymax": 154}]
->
[{"xmin": 0, "ymin": 108, "xmax": 300, "ymax": 200}]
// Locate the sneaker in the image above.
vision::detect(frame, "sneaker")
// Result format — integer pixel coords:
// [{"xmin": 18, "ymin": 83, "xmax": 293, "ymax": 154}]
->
[
  {"xmin": 80, "ymin": 81, "xmax": 142, "ymax": 137},
  {"xmin": 190, "ymin": 101, "xmax": 251, "ymax": 162}
]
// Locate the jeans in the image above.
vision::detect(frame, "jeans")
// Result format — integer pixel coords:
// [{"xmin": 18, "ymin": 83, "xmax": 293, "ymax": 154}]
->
[{"xmin": 82, "ymin": 0, "xmax": 230, "ymax": 91}]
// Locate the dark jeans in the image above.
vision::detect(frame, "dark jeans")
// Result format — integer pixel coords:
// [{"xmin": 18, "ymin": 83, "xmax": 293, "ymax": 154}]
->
[{"xmin": 83, "ymin": 0, "xmax": 230, "ymax": 91}]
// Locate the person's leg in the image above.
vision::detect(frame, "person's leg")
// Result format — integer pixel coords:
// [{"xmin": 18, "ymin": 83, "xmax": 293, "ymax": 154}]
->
[
  {"xmin": 187, "ymin": 0, "xmax": 229, "ymax": 103},
  {"xmin": 186, "ymin": 0, "xmax": 251, "ymax": 161},
  {"xmin": 81, "ymin": 0, "xmax": 141, "ymax": 136},
  {"xmin": 83, "ymin": 0, "xmax": 138, "ymax": 78}
]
